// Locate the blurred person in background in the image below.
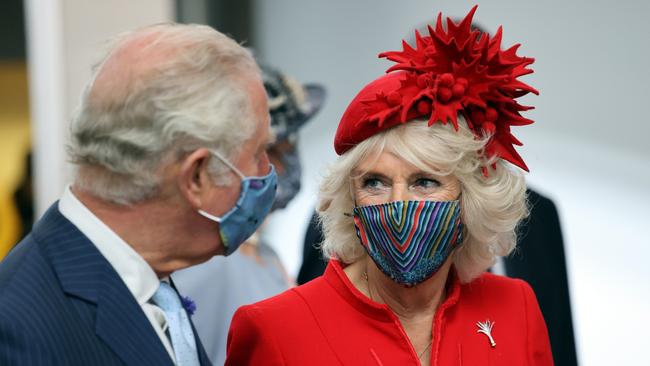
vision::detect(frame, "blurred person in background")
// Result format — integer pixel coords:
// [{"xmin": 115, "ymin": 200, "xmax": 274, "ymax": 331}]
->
[
  {"xmin": 174, "ymin": 63, "xmax": 325, "ymax": 365},
  {"xmin": 226, "ymin": 7, "xmax": 552, "ymax": 365},
  {"xmin": 0, "ymin": 58, "xmax": 31, "ymax": 260},
  {"xmin": 0, "ymin": 23, "xmax": 277, "ymax": 366},
  {"xmin": 298, "ymin": 18, "xmax": 577, "ymax": 366}
]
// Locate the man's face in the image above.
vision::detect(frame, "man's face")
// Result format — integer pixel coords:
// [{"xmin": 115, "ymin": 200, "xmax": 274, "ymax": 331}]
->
[
  {"xmin": 200, "ymin": 77, "xmax": 273, "ymax": 228},
  {"xmin": 180, "ymin": 77, "xmax": 273, "ymax": 259},
  {"xmin": 228, "ymin": 78, "xmax": 273, "ymax": 179}
]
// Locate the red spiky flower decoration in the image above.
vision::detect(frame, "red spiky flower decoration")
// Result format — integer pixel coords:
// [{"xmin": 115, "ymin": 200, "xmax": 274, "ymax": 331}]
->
[{"xmin": 334, "ymin": 5, "xmax": 538, "ymax": 173}]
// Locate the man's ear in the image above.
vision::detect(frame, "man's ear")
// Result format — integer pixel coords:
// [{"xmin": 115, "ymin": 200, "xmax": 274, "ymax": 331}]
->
[{"xmin": 177, "ymin": 148, "xmax": 213, "ymax": 209}]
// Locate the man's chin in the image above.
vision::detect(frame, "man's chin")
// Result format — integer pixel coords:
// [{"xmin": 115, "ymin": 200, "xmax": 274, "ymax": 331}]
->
[
  {"xmin": 201, "ymin": 244, "xmax": 226, "ymax": 261},
  {"xmin": 174, "ymin": 243, "xmax": 227, "ymax": 271}
]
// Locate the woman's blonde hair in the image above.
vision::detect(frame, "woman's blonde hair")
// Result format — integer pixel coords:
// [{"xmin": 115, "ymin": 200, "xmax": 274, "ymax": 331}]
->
[{"xmin": 318, "ymin": 117, "xmax": 528, "ymax": 283}]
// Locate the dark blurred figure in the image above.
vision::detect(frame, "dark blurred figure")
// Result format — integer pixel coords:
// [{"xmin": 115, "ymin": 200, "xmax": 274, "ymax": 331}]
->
[
  {"xmin": 509, "ymin": 189, "xmax": 577, "ymax": 366},
  {"xmin": 297, "ymin": 213, "xmax": 326, "ymax": 284},
  {"xmin": 12, "ymin": 152, "xmax": 33, "ymax": 240}
]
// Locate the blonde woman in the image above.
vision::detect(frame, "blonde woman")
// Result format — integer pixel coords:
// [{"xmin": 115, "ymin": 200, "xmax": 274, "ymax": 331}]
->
[{"xmin": 227, "ymin": 7, "xmax": 553, "ymax": 365}]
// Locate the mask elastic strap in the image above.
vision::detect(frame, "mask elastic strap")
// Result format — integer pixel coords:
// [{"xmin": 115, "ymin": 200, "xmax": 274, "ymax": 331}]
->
[
  {"xmin": 198, "ymin": 209, "xmax": 223, "ymax": 223},
  {"xmin": 210, "ymin": 149, "xmax": 246, "ymax": 180},
  {"xmin": 343, "ymin": 198, "xmax": 359, "ymax": 218}
]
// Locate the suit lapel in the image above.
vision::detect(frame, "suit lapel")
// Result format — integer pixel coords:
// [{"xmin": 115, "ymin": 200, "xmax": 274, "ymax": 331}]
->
[
  {"xmin": 94, "ymin": 270, "xmax": 174, "ymax": 366},
  {"xmin": 192, "ymin": 320, "xmax": 212, "ymax": 366},
  {"xmin": 36, "ymin": 204, "xmax": 174, "ymax": 366}
]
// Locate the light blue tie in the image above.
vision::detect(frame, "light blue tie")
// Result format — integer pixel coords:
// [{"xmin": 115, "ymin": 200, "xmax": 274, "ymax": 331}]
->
[{"xmin": 152, "ymin": 282, "xmax": 200, "ymax": 366}]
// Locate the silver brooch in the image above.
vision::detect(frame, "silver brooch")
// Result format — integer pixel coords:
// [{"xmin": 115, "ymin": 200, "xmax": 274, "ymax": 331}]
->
[{"xmin": 476, "ymin": 320, "xmax": 496, "ymax": 347}]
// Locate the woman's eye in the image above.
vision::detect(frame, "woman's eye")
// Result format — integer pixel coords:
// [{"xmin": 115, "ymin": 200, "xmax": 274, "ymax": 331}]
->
[
  {"xmin": 362, "ymin": 178, "xmax": 384, "ymax": 189},
  {"xmin": 413, "ymin": 178, "xmax": 440, "ymax": 189}
]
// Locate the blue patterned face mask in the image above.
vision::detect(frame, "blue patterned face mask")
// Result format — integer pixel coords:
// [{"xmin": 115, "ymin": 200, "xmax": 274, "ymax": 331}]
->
[
  {"xmin": 198, "ymin": 150, "xmax": 277, "ymax": 256},
  {"xmin": 353, "ymin": 200, "xmax": 463, "ymax": 286}
]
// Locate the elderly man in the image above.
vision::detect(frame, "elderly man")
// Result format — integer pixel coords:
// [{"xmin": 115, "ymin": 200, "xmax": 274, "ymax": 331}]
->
[
  {"xmin": 174, "ymin": 63, "xmax": 325, "ymax": 365},
  {"xmin": 0, "ymin": 23, "xmax": 275, "ymax": 366}
]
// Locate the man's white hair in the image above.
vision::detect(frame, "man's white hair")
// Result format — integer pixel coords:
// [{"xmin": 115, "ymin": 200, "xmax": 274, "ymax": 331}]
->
[
  {"xmin": 68, "ymin": 23, "xmax": 261, "ymax": 204},
  {"xmin": 318, "ymin": 117, "xmax": 528, "ymax": 283}
]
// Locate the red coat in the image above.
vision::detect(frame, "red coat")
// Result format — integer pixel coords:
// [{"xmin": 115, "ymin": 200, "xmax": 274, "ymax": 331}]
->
[{"xmin": 226, "ymin": 261, "xmax": 553, "ymax": 365}]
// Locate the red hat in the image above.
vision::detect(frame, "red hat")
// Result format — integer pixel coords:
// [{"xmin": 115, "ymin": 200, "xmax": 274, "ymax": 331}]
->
[{"xmin": 334, "ymin": 5, "xmax": 537, "ymax": 173}]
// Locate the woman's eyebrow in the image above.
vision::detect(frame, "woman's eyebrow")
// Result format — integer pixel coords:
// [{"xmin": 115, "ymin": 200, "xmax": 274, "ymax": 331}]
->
[
  {"xmin": 407, "ymin": 171, "xmax": 439, "ymax": 179},
  {"xmin": 352, "ymin": 170, "xmax": 391, "ymax": 180}
]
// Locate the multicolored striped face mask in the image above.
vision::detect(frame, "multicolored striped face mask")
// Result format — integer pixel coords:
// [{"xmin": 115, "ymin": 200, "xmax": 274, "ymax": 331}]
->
[{"xmin": 353, "ymin": 200, "xmax": 463, "ymax": 286}]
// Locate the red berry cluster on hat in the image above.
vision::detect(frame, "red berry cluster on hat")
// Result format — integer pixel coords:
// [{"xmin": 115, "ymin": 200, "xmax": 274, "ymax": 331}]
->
[{"xmin": 334, "ymin": 5, "xmax": 538, "ymax": 174}]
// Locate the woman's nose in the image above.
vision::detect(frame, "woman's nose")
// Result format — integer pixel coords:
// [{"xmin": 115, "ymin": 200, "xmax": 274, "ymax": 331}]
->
[{"xmin": 389, "ymin": 183, "xmax": 410, "ymax": 202}]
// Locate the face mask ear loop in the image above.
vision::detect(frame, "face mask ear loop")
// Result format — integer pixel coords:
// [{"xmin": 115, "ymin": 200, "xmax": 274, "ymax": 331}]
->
[
  {"xmin": 210, "ymin": 149, "xmax": 246, "ymax": 180},
  {"xmin": 198, "ymin": 209, "xmax": 223, "ymax": 223},
  {"xmin": 197, "ymin": 149, "xmax": 245, "ymax": 223}
]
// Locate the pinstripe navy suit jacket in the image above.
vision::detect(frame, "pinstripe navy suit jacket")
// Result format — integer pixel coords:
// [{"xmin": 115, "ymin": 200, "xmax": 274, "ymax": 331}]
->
[{"xmin": 0, "ymin": 203, "xmax": 212, "ymax": 366}]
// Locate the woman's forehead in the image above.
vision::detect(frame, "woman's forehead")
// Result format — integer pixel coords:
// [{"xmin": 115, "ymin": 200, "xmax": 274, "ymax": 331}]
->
[{"xmin": 353, "ymin": 150, "xmax": 443, "ymax": 177}]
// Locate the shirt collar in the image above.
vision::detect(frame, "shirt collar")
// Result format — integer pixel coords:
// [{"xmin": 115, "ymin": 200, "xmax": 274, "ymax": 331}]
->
[{"xmin": 58, "ymin": 186, "xmax": 160, "ymax": 305}]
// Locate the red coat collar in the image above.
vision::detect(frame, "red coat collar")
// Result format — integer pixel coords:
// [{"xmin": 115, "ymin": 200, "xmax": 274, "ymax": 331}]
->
[{"xmin": 323, "ymin": 260, "xmax": 461, "ymax": 323}]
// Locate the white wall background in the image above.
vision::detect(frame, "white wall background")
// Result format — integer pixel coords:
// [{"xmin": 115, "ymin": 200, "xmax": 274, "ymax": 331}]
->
[
  {"xmin": 26, "ymin": 0, "xmax": 174, "ymax": 216},
  {"xmin": 253, "ymin": 1, "xmax": 650, "ymax": 364}
]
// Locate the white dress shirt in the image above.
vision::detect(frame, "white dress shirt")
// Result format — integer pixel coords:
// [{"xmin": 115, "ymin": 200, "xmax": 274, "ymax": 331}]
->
[{"xmin": 58, "ymin": 186, "xmax": 176, "ymax": 363}]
